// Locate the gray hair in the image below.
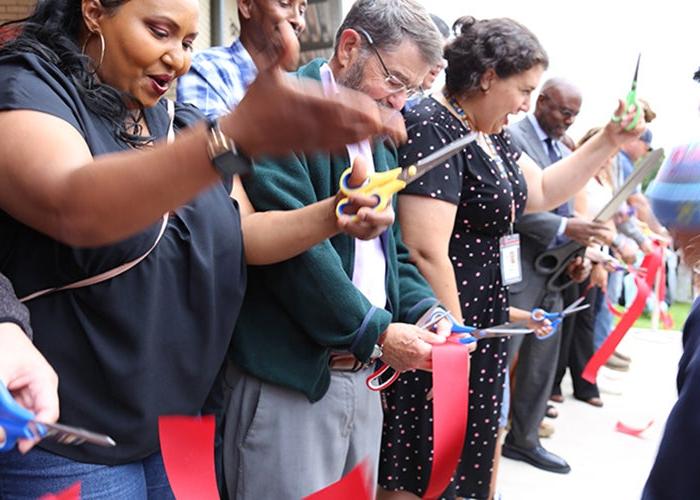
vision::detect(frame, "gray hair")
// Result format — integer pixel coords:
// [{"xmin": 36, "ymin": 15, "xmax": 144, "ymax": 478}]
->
[{"xmin": 334, "ymin": 0, "xmax": 443, "ymax": 66}]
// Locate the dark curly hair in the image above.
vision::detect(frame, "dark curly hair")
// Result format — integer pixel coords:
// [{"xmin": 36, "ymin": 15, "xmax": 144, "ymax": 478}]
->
[
  {"xmin": 0, "ymin": 0, "xmax": 152, "ymax": 147},
  {"xmin": 444, "ymin": 16, "xmax": 548, "ymax": 97},
  {"xmin": 694, "ymin": 66, "xmax": 700, "ymax": 83}
]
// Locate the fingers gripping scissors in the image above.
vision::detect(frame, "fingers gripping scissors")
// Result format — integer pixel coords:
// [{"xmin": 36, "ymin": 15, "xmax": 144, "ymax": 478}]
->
[
  {"xmin": 610, "ymin": 54, "xmax": 642, "ymax": 132},
  {"xmin": 366, "ymin": 309, "xmax": 532, "ymax": 391},
  {"xmin": 0, "ymin": 382, "xmax": 116, "ymax": 451},
  {"xmin": 335, "ymin": 133, "xmax": 478, "ymax": 217},
  {"xmin": 530, "ymin": 296, "xmax": 590, "ymax": 340}
]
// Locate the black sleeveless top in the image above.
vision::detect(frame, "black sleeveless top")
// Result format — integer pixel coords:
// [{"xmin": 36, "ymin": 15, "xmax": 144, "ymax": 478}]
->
[{"xmin": 0, "ymin": 53, "xmax": 246, "ymax": 464}]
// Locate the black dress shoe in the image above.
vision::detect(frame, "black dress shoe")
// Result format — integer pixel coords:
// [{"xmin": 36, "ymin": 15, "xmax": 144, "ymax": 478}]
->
[{"xmin": 502, "ymin": 442, "xmax": 571, "ymax": 474}]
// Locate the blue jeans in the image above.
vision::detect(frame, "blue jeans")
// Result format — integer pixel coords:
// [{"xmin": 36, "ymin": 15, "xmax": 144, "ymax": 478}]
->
[
  {"xmin": 0, "ymin": 447, "xmax": 175, "ymax": 499},
  {"xmin": 593, "ymin": 270, "xmax": 623, "ymax": 350}
]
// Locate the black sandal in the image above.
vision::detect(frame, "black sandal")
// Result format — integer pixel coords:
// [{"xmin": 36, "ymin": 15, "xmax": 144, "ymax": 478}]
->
[{"xmin": 545, "ymin": 404, "xmax": 559, "ymax": 419}]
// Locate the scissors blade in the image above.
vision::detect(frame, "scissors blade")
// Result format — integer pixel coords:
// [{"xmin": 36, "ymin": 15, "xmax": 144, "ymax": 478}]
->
[
  {"xmin": 398, "ymin": 132, "xmax": 478, "ymax": 185},
  {"xmin": 471, "ymin": 328, "xmax": 533, "ymax": 339},
  {"xmin": 562, "ymin": 296, "xmax": 586, "ymax": 313},
  {"xmin": 561, "ymin": 304, "xmax": 590, "ymax": 317},
  {"xmin": 471, "ymin": 321, "xmax": 533, "ymax": 339},
  {"xmin": 631, "ymin": 53, "xmax": 640, "ymax": 89},
  {"xmin": 594, "ymin": 148, "xmax": 664, "ymax": 222},
  {"xmin": 37, "ymin": 421, "xmax": 117, "ymax": 448}
]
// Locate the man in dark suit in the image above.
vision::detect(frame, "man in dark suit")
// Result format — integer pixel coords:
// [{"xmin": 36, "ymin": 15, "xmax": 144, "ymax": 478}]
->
[{"xmin": 502, "ymin": 78, "xmax": 610, "ymax": 473}]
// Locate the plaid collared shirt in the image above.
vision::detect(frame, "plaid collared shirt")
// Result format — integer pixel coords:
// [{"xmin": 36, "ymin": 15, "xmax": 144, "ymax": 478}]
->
[{"xmin": 176, "ymin": 39, "xmax": 258, "ymax": 120}]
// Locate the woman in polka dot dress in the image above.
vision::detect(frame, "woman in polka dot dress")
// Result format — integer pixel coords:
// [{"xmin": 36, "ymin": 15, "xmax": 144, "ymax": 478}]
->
[{"xmin": 378, "ymin": 16, "xmax": 647, "ymax": 500}]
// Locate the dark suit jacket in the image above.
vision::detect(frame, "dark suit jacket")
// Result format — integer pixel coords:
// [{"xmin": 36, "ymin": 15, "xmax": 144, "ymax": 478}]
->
[{"xmin": 507, "ymin": 117, "xmax": 572, "ymax": 309}]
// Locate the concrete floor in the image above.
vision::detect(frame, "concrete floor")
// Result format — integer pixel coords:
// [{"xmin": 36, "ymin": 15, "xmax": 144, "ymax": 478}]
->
[{"xmin": 498, "ymin": 327, "xmax": 683, "ymax": 500}]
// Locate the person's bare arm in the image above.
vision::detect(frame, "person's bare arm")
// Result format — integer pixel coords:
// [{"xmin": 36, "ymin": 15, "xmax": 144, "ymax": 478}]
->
[{"xmin": 398, "ymin": 194, "xmax": 462, "ymax": 322}]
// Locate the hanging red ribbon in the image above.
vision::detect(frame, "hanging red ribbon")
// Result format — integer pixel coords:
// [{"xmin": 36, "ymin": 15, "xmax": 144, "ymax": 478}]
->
[
  {"xmin": 303, "ymin": 459, "xmax": 372, "ymax": 500},
  {"xmin": 39, "ymin": 483, "xmax": 81, "ymax": 500},
  {"xmin": 422, "ymin": 340, "xmax": 470, "ymax": 500},
  {"xmin": 158, "ymin": 415, "xmax": 219, "ymax": 500},
  {"xmin": 583, "ymin": 245, "xmax": 663, "ymax": 383}
]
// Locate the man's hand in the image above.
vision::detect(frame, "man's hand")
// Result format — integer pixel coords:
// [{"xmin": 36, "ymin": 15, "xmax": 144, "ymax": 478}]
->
[
  {"xmin": 566, "ymin": 256, "xmax": 591, "ymax": 283},
  {"xmin": 615, "ymin": 240, "xmax": 638, "ymax": 265},
  {"xmin": 0, "ymin": 323, "xmax": 59, "ymax": 453},
  {"xmin": 564, "ymin": 218, "xmax": 612, "ymax": 246},
  {"xmin": 336, "ymin": 156, "xmax": 395, "ymax": 240},
  {"xmin": 639, "ymin": 238, "xmax": 654, "ymax": 255},
  {"xmin": 380, "ymin": 323, "xmax": 446, "ymax": 372},
  {"xmin": 590, "ymin": 263, "xmax": 608, "ymax": 290}
]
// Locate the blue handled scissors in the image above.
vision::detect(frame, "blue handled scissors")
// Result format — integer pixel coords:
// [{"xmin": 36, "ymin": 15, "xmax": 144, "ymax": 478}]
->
[
  {"xmin": 366, "ymin": 312, "xmax": 532, "ymax": 391},
  {"xmin": 336, "ymin": 132, "xmax": 477, "ymax": 217},
  {"xmin": 530, "ymin": 296, "xmax": 590, "ymax": 340},
  {"xmin": 610, "ymin": 54, "xmax": 642, "ymax": 132},
  {"xmin": 0, "ymin": 382, "xmax": 116, "ymax": 451}
]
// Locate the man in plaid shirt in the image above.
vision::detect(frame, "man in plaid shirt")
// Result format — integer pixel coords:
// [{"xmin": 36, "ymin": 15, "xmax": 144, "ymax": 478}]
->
[{"xmin": 177, "ymin": 0, "xmax": 307, "ymax": 118}]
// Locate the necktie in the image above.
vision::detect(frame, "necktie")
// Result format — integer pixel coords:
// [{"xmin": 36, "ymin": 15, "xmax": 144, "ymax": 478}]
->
[
  {"xmin": 543, "ymin": 138, "xmax": 570, "ymax": 235},
  {"xmin": 544, "ymin": 137, "xmax": 560, "ymax": 164}
]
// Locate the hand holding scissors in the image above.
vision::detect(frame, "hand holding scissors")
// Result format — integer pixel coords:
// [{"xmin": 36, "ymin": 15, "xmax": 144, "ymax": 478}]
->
[
  {"xmin": 336, "ymin": 133, "xmax": 477, "ymax": 218},
  {"xmin": 366, "ymin": 309, "xmax": 532, "ymax": 391},
  {"xmin": 0, "ymin": 382, "xmax": 116, "ymax": 452},
  {"xmin": 531, "ymin": 296, "xmax": 591, "ymax": 340}
]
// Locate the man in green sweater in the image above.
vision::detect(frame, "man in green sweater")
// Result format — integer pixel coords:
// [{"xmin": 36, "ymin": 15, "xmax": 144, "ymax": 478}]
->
[{"xmin": 221, "ymin": 0, "xmax": 446, "ymax": 497}]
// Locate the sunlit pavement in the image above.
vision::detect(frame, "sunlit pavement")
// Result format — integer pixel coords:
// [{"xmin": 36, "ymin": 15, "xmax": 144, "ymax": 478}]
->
[{"xmin": 498, "ymin": 327, "xmax": 683, "ymax": 500}]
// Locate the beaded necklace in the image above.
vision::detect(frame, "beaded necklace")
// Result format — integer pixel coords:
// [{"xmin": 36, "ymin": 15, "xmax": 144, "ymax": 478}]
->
[{"xmin": 444, "ymin": 92, "xmax": 509, "ymax": 179}]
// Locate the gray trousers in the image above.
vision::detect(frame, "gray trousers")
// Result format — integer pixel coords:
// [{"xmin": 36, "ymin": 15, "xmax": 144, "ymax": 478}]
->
[
  {"xmin": 506, "ymin": 291, "xmax": 563, "ymax": 449},
  {"xmin": 222, "ymin": 363, "xmax": 382, "ymax": 499}
]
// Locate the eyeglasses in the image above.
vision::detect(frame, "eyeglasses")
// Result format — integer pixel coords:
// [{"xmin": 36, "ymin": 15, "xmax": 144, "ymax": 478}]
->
[
  {"xmin": 354, "ymin": 27, "xmax": 424, "ymax": 99},
  {"xmin": 541, "ymin": 93, "xmax": 579, "ymax": 119}
]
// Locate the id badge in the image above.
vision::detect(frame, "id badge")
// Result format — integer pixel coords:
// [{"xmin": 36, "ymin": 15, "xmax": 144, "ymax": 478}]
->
[{"xmin": 499, "ymin": 233, "xmax": 522, "ymax": 286}]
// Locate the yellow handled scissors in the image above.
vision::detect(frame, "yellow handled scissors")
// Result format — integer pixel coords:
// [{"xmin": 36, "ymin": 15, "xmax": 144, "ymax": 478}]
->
[
  {"xmin": 335, "ymin": 132, "xmax": 478, "ymax": 217},
  {"xmin": 611, "ymin": 54, "xmax": 642, "ymax": 132}
]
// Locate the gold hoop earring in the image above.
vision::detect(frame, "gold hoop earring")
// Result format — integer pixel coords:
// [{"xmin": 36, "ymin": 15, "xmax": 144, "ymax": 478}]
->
[{"xmin": 82, "ymin": 30, "xmax": 105, "ymax": 73}]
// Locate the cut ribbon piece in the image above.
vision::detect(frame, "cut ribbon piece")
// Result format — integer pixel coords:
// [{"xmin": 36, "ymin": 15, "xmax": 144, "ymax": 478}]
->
[
  {"xmin": 39, "ymin": 482, "xmax": 81, "ymax": 500},
  {"xmin": 583, "ymin": 245, "xmax": 663, "ymax": 383},
  {"xmin": 159, "ymin": 415, "xmax": 219, "ymax": 500},
  {"xmin": 303, "ymin": 459, "xmax": 372, "ymax": 500},
  {"xmin": 423, "ymin": 340, "xmax": 470, "ymax": 500},
  {"xmin": 615, "ymin": 419, "xmax": 654, "ymax": 438}
]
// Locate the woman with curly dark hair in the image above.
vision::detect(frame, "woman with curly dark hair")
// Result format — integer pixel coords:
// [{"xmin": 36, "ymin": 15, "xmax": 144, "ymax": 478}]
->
[{"xmin": 378, "ymin": 16, "xmax": 646, "ymax": 499}]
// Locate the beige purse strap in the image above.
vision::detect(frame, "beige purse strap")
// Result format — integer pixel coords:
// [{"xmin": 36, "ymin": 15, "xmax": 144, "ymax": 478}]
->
[{"xmin": 20, "ymin": 100, "xmax": 176, "ymax": 303}]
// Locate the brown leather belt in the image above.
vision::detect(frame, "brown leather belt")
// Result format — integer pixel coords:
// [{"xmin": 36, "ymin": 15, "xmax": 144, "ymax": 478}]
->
[{"xmin": 329, "ymin": 353, "xmax": 366, "ymax": 372}]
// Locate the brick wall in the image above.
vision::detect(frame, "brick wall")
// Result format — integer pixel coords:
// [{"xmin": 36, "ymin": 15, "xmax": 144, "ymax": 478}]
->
[{"xmin": 0, "ymin": 0, "xmax": 36, "ymax": 24}]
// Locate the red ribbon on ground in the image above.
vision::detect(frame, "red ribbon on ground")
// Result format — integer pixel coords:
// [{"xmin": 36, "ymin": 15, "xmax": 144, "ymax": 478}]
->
[
  {"xmin": 303, "ymin": 459, "xmax": 372, "ymax": 500},
  {"xmin": 39, "ymin": 483, "xmax": 81, "ymax": 500},
  {"xmin": 423, "ymin": 340, "xmax": 470, "ymax": 500},
  {"xmin": 582, "ymin": 245, "xmax": 663, "ymax": 383},
  {"xmin": 615, "ymin": 419, "xmax": 654, "ymax": 438},
  {"xmin": 158, "ymin": 415, "xmax": 219, "ymax": 500}
]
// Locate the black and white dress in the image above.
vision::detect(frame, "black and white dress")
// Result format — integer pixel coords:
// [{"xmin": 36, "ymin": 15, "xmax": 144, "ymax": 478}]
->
[{"xmin": 379, "ymin": 97, "xmax": 527, "ymax": 499}]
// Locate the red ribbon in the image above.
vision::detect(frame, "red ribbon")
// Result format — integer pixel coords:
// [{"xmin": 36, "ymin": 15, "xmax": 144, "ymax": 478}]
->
[
  {"xmin": 582, "ymin": 245, "xmax": 663, "ymax": 383},
  {"xmin": 303, "ymin": 459, "xmax": 372, "ymax": 500},
  {"xmin": 422, "ymin": 340, "xmax": 470, "ymax": 500},
  {"xmin": 615, "ymin": 419, "xmax": 654, "ymax": 438},
  {"xmin": 158, "ymin": 415, "xmax": 220, "ymax": 500},
  {"xmin": 39, "ymin": 483, "xmax": 81, "ymax": 500}
]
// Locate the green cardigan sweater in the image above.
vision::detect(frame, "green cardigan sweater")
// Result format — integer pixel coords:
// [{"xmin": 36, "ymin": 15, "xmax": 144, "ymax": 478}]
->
[{"xmin": 231, "ymin": 59, "xmax": 438, "ymax": 402}]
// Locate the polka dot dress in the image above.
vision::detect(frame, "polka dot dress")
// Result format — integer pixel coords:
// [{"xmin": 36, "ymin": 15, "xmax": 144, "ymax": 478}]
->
[{"xmin": 379, "ymin": 97, "xmax": 527, "ymax": 499}]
